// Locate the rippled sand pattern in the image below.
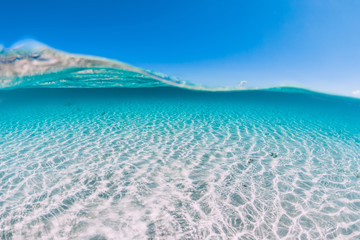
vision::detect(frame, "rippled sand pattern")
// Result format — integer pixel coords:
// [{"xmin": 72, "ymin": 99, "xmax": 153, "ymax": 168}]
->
[{"xmin": 1, "ymin": 89, "xmax": 360, "ymax": 239}]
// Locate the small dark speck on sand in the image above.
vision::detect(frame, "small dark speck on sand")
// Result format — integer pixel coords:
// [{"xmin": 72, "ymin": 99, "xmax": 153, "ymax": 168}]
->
[
  {"xmin": 243, "ymin": 184, "xmax": 247, "ymax": 188},
  {"xmin": 356, "ymin": 174, "xmax": 360, "ymax": 179},
  {"xmin": 270, "ymin": 153, "xmax": 278, "ymax": 158},
  {"xmin": 248, "ymin": 159, "xmax": 254, "ymax": 164}
]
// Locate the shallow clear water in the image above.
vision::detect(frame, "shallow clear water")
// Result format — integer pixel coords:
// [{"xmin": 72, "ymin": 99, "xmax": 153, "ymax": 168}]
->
[{"xmin": 1, "ymin": 88, "xmax": 360, "ymax": 239}]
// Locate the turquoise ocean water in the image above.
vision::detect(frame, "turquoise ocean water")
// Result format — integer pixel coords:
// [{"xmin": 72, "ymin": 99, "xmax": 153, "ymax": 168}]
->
[{"xmin": 1, "ymin": 42, "xmax": 360, "ymax": 239}]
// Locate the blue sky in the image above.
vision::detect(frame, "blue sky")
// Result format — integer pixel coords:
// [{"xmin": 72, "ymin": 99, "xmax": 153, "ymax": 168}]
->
[{"xmin": 1, "ymin": 0, "xmax": 360, "ymax": 96}]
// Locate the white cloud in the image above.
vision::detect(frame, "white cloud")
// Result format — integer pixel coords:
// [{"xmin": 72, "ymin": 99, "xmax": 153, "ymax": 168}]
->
[{"xmin": 352, "ymin": 90, "xmax": 360, "ymax": 96}]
